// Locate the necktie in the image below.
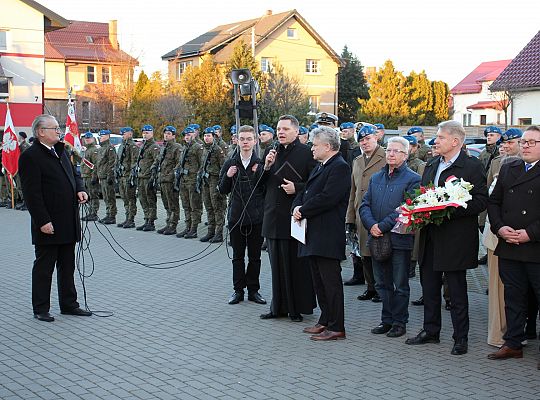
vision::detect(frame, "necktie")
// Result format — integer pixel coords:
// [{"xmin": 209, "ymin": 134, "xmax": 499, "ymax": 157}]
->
[
  {"xmin": 525, "ymin": 163, "xmax": 532, "ymax": 172},
  {"xmin": 50, "ymin": 147, "xmax": 59, "ymax": 158}
]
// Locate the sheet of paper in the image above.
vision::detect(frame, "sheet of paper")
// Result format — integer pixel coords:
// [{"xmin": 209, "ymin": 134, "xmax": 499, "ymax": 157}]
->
[{"xmin": 290, "ymin": 216, "xmax": 307, "ymax": 244}]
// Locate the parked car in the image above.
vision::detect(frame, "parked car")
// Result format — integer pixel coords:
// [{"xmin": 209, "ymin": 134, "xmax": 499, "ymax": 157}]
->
[{"xmin": 466, "ymin": 144, "xmax": 483, "ymax": 158}]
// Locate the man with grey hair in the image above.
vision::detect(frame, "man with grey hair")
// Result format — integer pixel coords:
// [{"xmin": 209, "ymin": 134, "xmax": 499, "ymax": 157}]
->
[
  {"xmin": 292, "ymin": 126, "xmax": 351, "ymax": 340},
  {"xmin": 406, "ymin": 120, "xmax": 488, "ymax": 355}
]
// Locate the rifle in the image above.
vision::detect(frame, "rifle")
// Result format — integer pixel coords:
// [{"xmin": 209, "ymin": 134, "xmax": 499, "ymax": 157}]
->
[
  {"xmin": 196, "ymin": 143, "xmax": 214, "ymax": 193},
  {"xmin": 115, "ymin": 142, "xmax": 127, "ymax": 181},
  {"xmin": 130, "ymin": 141, "xmax": 147, "ymax": 188},
  {"xmin": 173, "ymin": 143, "xmax": 190, "ymax": 192}
]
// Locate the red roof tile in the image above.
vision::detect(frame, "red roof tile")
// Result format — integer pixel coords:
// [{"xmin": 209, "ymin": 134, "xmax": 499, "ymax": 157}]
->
[
  {"xmin": 491, "ymin": 30, "xmax": 540, "ymax": 91},
  {"xmin": 466, "ymin": 100, "xmax": 507, "ymax": 110},
  {"xmin": 450, "ymin": 60, "xmax": 511, "ymax": 95},
  {"xmin": 45, "ymin": 21, "xmax": 137, "ymax": 64}
]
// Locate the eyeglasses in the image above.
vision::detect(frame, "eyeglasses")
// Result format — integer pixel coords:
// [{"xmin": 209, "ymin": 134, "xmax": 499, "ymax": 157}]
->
[
  {"xmin": 519, "ymin": 139, "xmax": 540, "ymax": 147},
  {"xmin": 385, "ymin": 149, "xmax": 407, "ymax": 154},
  {"xmin": 41, "ymin": 127, "xmax": 62, "ymax": 133}
]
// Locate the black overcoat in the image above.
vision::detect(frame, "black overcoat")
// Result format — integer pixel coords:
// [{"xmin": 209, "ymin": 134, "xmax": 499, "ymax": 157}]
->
[
  {"xmin": 18, "ymin": 140, "xmax": 85, "ymax": 245},
  {"xmin": 292, "ymin": 153, "xmax": 351, "ymax": 260},
  {"xmin": 418, "ymin": 150, "xmax": 488, "ymax": 271},
  {"xmin": 488, "ymin": 159, "xmax": 540, "ymax": 263}
]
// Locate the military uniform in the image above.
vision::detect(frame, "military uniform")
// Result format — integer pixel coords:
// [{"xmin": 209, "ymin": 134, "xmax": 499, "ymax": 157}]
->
[
  {"xmin": 345, "ymin": 137, "xmax": 362, "ymax": 167},
  {"xmin": 216, "ymin": 137, "xmax": 229, "ymax": 153},
  {"xmin": 80, "ymin": 139, "xmax": 100, "ymax": 220},
  {"xmin": 479, "ymin": 143, "xmax": 500, "ymax": 171},
  {"xmin": 199, "ymin": 142, "xmax": 226, "ymax": 242},
  {"xmin": 96, "ymin": 138, "xmax": 117, "ymax": 223},
  {"xmin": 155, "ymin": 138, "xmax": 183, "ymax": 235},
  {"xmin": 116, "ymin": 134, "xmax": 139, "ymax": 228},
  {"xmin": 176, "ymin": 140, "xmax": 203, "ymax": 238},
  {"xmin": 0, "ymin": 152, "xmax": 9, "ymax": 207},
  {"xmin": 135, "ymin": 138, "xmax": 161, "ymax": 230},
  {"xmin": 407, "ymin": 152, "xmax": 426, "ymax": 174},
  {"xmin": 417, "ymin": 141, "xmax": 432, "ymax": 162}
]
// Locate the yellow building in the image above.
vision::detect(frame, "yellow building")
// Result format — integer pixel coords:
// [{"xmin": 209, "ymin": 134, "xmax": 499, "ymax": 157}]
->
[
  {"xmin": 44, "ymin": 20, "xmax": 138, "ymax": 131},
  {"xmin": 161, "ymin": 9, "xmax": 342, "ymax": 115}
]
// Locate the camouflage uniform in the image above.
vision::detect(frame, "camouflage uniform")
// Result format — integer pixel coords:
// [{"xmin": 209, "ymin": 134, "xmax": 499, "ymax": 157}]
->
[
  {"xmin": 96, "ymin": 139, "xmax": 117, "ymax": 221},
  {"xmin": 478, "ymin": 143, "xmax": 499, "ymax": 172},
  {"xmin": 116, "ymin": 137, "xmax": 139, "ymax": 227},
  {"xmin": 80, "ymin": 141, "xmax": 100, "ymax": 219},
  {"xmin": 135, "ymin": 138, "xmax": 161, "ymax": 230},
  {"xmin": 176, "ymin": 140, "xmax": 203, "ymax": 238},
  {"xmin": 216, "ymin": 137, "xmax": 229, "ymax": 152},
  {"xmin": 0, "ymin": 152, "xmax": 9, "ymax": 206},
  {"xmin": 199, "ymin": 142, "xmax": 226, "ymax": 242},
  {"xmin": 407, "ymin": 152, "xmax": 426, "ymax": 175},
  {"xmin": 154, "ymin": 139, "xmax": 183, "ymax": 234},
  {"xmin": 416, "ymin": 140, "xmax": 432, "ymax": 162}
]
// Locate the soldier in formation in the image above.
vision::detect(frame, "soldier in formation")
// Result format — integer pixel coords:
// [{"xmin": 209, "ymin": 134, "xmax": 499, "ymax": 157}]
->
[
  {"xmin": 116, "ymin": 127, "xmax": 139, "ymax": 229},
  {"xmin": 96, "ymin": 129, "xmax": 117, "ymax": 224},
  {"xmin": 80, "ymin": 132, "xmax": 100, "ymax": 221}
]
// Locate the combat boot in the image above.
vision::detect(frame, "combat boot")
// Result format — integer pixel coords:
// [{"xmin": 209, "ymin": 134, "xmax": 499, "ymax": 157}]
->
[
  {"xmin": 82, "ymin": 214, "xmax": 98, "ymax": 222},
  {"xmin": 123, "ymin": 220, "xmax": 135, "ymax": 229},
  {"xmin": 157, "ymin": 225, "xmax": 169, "ymax": 234},
  {"xmin": 102, "ymin": 216, "xmax": 116, "ymax": 225},
  {"xmin": 184, "ymin": 224, "xmax": 198, "ymax": 239},
  {"xmin": 199, "ymin": 226, "xmax": 215, "ymax": 242},
  {"xmin": 117, "ymin": 218, "xmax": 128, "ymax": 228},
  {"xmin": 136, "ymin": 219, "xmax": 148, "ymax": 231},
  {"xmin": 163, "ymin": 225, "xmax": 177, "ymax": 235},
  {"xmin": 209, "ymin": 229, "xmax": 223, "ymax": 243},
  {"xmin": 143, "ymin": 220, "xmax": 155, "ymax": 231},
  {"xmin": 99, "ymin": 215, "xmax": 112, "ymax": 224},
  {"xmin": 176, "ymin": 224, "xmax": 190, "ymax": 238}
]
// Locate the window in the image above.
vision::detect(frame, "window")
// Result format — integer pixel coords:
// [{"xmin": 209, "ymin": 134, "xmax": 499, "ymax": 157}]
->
[
  {"xmin": 308, "ymin": 95, "xmax": 320, "ymax": 114},
  {"xmin": 305, "ymin": 59, "xmax": 319, "ymax": 74},
  {"xmin": 261, "ymin": 57, "xmax": 273, "ymax": 73},
  {"xmin": 480, "ymin": 115, "xmax": 487, "ymax": 125},
  {"xmin": 85, "ymin": 36, "xmax": 93, "ymax": 43},
  {"xmin": 101, "ymin": 66, "xmax": 111, "ymax": 84},
  {"xmin": 176, "ymin": 61, "xmax": 193, "ymax": 80},
  {"xmin": 518, "ymin": 118, "xmax": 532, "ymax": 126},
  {"xmin": 287, "ymin": 28, "xmax": 297, "ymax": 39},
  {"xmin": 0, "ymin": 77, "xmax": 8, "ymax": 98},
  {"xmin": 87, "ymin": 66, "xmax": 95, "ymax": 83},
  {"xmin": 462, "ymin": 114, "xmax": 471, "ymax": 126},
  {"xmin": 0, "ymin": 31, "xmax": 6, "ymax": 51}
]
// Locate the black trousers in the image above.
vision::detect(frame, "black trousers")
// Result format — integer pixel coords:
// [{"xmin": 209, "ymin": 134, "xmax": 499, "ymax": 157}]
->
[
  {"xmin": 422, "ymin": 240, "xmax": 469, "ymax": 340},
  {"xmin": 362, "ymin": 256, "xmax": 376, "ymax": 291},
  {"xmin": 32, "ymin": 243, "xmax": 79, "ymax": 313},
  {"xmin": 499, "ymin": 258, "xmax": 540, "ymax": 349},
  {"xmin": 310, "ymin": 256, "xmax": 345, "ymax": 332},
  {"xmin": 230, "ymin": 224, "xmax": 263, "ymax": 294}
]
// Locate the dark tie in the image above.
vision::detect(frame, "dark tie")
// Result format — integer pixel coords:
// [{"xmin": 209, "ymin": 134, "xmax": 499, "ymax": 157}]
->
[
  {"xmin": 525, "ymin": 163, "xmax": 532, "ymax": 172},
  {"xmin": 50, "ymin": 147, "xmax": 59, "ymax": 158}
]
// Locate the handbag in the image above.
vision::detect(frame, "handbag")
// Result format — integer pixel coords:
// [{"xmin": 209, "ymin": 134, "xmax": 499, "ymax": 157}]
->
[{"xmin": 369, "ymin": 232, "xmax": 393, "ymax": 262}]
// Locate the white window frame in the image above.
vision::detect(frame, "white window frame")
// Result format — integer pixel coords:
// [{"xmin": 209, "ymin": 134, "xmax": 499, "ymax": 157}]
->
[
  {"xmin": 87, "ymin": 66, "xmax": 96, "ymax": 84},
  {"xmin": 305, "ymin": 59, "xmax": 320, "ymax": 74},
  {"xmin": 176, "ymin": 61, "xmax": 193, "ymax": 80},
  {"xmin": 0, "ymin": 77, "xmax": 9, "ymax": 98},
  {"xmin": 101, "ymin": 66, "xmax": 111, "ymax": 84},
  {"xmin": 261, "ymin": 57, "xmax": 273, "ymax": 73},
  {"xmin": 308, "ymin": 95, "xmax": 320, "ymax": 114},
  {"xmin": 0, "ymin": 31, "xmax": 7, "ymax": 51},
  {"xmin": 287, "ymin": 28, "xmax": 297, "ymax": 39}
]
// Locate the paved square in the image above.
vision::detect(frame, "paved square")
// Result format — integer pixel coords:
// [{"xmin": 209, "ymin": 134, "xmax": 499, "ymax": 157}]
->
[{"xmin": 0, "ymin": 201, "xmax": 538, "ymax": 399}]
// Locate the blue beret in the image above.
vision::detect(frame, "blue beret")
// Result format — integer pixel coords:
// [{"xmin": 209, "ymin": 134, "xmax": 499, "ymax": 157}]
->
[
  {"xmin": 230, "ymin": 125, "xmax": 237, "ymax": 134},
  {"xmin": 374, "ymin": 123, "xmax": 385, "ymax": 130},
  {"xmin": 407, "ymin": 126, "xmax": 423, "ymax": 135},
  {"xmin": 484, "ymin": 126, "xmax": 502, "ymax": 136},
  {"xmin": 299, "ymin": 126, "xmax": 308, "ymax": 135},
  {"xmin": 340, "ymin": 122, "xmax": 355, "ymax": 129},
  {"xmin": 213, "ymin": 125, "xmax": 222, "ymax": 130},
  {"xmin": 83, "ymin": 131, "xmax": 93, "ymax": 139},
  {"xmin": 191, "ymin": 124, "xmax": 200, "ymax": 130},
  {"xmin": 183, "ymin": 127, "xmax": 195, "ymax": 135},
  {"xmin": 310, "ymin": 123, "xmax": 319, "ymax": 131},
  {"xmin": 142, "ymin": 124, "xmax": 153, "ymax": 131},
  {"xmin": 204, "ymin": 127, "xmax": 215, "ymax": 134},
  {"xmin": 99, "ymin": 129, "xmax": 111, "ymax": 136},
  {"xmin": 403, "ymin": 135, "xmax": 418, "ymax": 145},
  {"xmin": 428, "ymin": 137, "xmax": 436, "ymax": 146},
  {"xmin": 260, "ymin": 125, "xmax": 275, "ymax": 135},
  {"xmin": 357, "ymin": 124, "xmax": 376, "ymax": 139},
  {"xmin": 120, "ymin": 127, "xmax": 133, "ymax": 134},
  {"xmin": 502, "ymin": 128, "xmax": 523, "ymax": 141},
  {"xmin": 164, "ymin": 125, "xmax": 177, "ymax": 134}
]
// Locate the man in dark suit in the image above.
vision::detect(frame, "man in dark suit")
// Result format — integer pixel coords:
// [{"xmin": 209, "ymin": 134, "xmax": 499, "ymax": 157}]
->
[
  {"xmin": 260, "ymin": 115, "xmax": 317, "ymax": 322},
  {"xmin": 405, "ymin": 120, "xmax": 488, "ymax": 355},
  {"xmin": 487, "ymin": 125, "xmax": 540, "ymax": 369},
  {"xmin": 18, "ymin": 115, "xmax": 92, "ymax": 322},
  {"xmin": 292, "ymin": 126, "xmax": 351, "ymax": 340}
]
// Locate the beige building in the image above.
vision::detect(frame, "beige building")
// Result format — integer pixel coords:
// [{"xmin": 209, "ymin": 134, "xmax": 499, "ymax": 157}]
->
[{"xmin": 161, "ymin": 10, "xmax": 342, "ymax": 115}]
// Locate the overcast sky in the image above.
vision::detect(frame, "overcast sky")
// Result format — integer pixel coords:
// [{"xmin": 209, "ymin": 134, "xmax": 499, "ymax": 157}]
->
[{"xmin": 40, "ymin": 0, "xmax": 539, "ymax": 87}]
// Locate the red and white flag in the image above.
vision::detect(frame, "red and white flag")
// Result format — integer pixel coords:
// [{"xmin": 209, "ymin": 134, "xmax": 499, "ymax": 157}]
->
[
  {"xmin": 1, "ymin": 103, "xmax": 20, "ymax": 180},
  {"xmin": 64, "ymin": 99, "xmax": 82, "ymax": 153}
]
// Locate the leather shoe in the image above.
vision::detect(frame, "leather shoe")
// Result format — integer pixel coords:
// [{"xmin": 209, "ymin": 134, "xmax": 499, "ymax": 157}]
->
[
  {"xmin": 34, "ymin": 312, "xmax": 54, "ymax": 322},
  {"xmin": 260, "ymin": 312, "xmax": 286, "ymax": 319},
  {"xmin": 371, "ymin": 323, "xmax": 392, "ymax": 334},
  {"xmin": 303, "ymin": 324, "xmax": 326, "ymax": 334},
  {"xmin": 343, "ymin": 277, "xmax": 365, "ymax": 286},
  {"xmin": 405, "ymin": 330, "xmax": 440, "ymax": 345},
  {"xmin": 357, "ymin": 290, "xmax": 377, "ymax": 301},
  {"xmin": 310, "ymin": 330, "xmax": 346, "ymax": 341},
  {"xmin": 487, "ymin": 345, "xmax": 523, "ymax": 360},
  {"xmin": 411, "ymin": 296, "xmax": 424, "ymax": 306},
  {"xmin": 228, "ymin": 291, "xmax": 244, "ymax": 305},
  {"xmin": 371, "ymin": 293, "xmax": 382, "ymax": 303},
  {"xmin": 289, "ymin": 314, "xmax": 303, "ymax": 322},
  {"xmin": 445, "ymin": 301, "xmax": 452, "ymax": 311},
  {"xmin": 451, "ymin": 338, "xmax": 468, "ymax": 355},
  {"xmin": 248, "ymin": 292, "xmax": 267, "ymax": 304},
  {"xmin": 60, "ymin": 307, "xmax": 92, "ymax": 316},
  {"xmin": 386, "ymin": 325, "xmax": 406, "ymax": 338}
]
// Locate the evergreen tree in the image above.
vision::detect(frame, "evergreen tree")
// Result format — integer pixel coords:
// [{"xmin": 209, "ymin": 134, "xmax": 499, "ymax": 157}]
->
[
  {"xmin": 225, "ymin": 41, "xmax": 262, "ymax": 85},
  {"xmin": 405, "ymin": 70, "xmax": 434, "ymax": 126},
  {"xmin": 432, "ymin": 80, "xmax": 450, "ymax": 123},
  {"xmin": 126, "ymin": 70, "xmax": 162, "ymax": 135},
  {"xmin": 338, "ymin": 45, "xmax": 369, "ymax": 122}
]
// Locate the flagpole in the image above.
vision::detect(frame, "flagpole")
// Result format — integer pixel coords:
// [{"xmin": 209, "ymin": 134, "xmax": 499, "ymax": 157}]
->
[{"xmin": 9, "ymin": 173, "xmax": 14, "ymax": 209}]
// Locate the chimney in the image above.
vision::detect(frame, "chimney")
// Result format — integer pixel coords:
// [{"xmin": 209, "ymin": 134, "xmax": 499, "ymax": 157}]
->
[
  {"xmin": 265, "ymin": 10, "xmax": 272, "ymax": 16},
  {"xmin": 109, "ymin": 20, "xmax": 119, "ymax": 50}
]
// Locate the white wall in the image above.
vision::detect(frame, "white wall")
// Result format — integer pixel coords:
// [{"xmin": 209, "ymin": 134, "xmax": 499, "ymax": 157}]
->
[{"xmin": 511, "ymin": 90, "xmax": 540, "ymax": 125}]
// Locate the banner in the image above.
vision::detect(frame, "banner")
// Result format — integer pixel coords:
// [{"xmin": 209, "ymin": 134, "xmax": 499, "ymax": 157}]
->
[
  {"xmin": 64, "ymin": 98, "xmax": 82, "ymax": 153},
  {"xmin": 1, "ymin": 103, "xmax": 20, "ymax": 179}
]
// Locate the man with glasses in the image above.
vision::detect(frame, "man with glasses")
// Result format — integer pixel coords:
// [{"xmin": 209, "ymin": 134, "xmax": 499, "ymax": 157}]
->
[
  {"xmin": 18, "ymin": 114, "xmax": 92, "ymax": 322},
  {"xmin": 487, "ymin": 125, "xmax": 540, "ymax": 369}
]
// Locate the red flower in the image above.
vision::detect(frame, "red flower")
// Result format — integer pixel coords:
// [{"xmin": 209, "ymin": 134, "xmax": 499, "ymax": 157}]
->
[
  {"xmin": 420, "ymin": 186, "xmax": 427, "ymax": 194},
  {"xmin": 406, "ymin": 198, "xmax": 413, "ymax": 206},
  {"xmin": 424, "ymin": 213, "xmax": 430, "ymax": 218}
]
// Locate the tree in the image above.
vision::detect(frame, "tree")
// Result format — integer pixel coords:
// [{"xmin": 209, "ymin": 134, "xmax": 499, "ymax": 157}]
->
[
  {"xmin": 490, "ymin": 86, "xmax": 520, "ymax": 129},
  {"xmin": 405, "ymin": 70, "xmax": 434, "ymax": 126},
  {"xmin": 257, "ymin": 63, "xmax": 311, "ymax": 126},
  {"xmin": 432, "ymin": 80, "xmax": 450, "ymax": 123},
  {"xmin": 358, "ymin": 60, "xmax": 409, "ymax": 128},
  {"xmin": 125, "ymin": 71, "xmax": 163, "ymax": 136},
  {"xmin": 337, "ymin": 45, "xmax": 369, "ymax": 122},
  {"xmin": 225, "ymin": 41, "xmax": 262, "ymax": 85}
]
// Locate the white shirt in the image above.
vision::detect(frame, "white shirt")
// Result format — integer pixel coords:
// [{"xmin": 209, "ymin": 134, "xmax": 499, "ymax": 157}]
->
[
  {"xmin": 240, "ymin": 152, "xmax": 252, "ymax": 169},
  {"xmin": 434, "ymin": 151, "xmax": 460, "ymax": 185}
]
